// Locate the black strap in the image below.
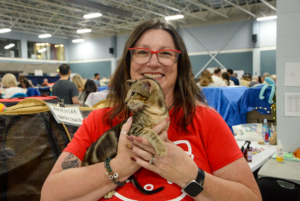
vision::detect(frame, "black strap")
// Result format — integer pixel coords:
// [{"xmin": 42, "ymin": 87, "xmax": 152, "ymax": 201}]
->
[{"xmin": 195, "ymin": 168, "xmax": 205, "ymax": 186}]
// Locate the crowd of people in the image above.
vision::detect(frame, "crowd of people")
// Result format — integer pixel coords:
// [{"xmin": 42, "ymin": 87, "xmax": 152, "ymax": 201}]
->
[{"xmin": 196, "ymin": 67, "xmax": 276, "ymax": 89}]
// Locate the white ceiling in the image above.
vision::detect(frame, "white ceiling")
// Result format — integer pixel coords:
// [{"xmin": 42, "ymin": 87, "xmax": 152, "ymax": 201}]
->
[{"xmin": 0, "ymin": 0, "xmax": 276, "ymax": 39}]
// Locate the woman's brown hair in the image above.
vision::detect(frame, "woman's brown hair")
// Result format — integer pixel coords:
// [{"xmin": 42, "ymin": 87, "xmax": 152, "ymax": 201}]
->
[{"xmin": 106, "ymin": 19, "xmax": 207, "ymax": 133}]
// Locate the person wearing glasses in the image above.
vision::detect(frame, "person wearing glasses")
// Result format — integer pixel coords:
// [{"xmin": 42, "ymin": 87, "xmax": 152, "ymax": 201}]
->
[{"xmin": 42, "ymin": 19, "xmax": 261, "ymax": 201}]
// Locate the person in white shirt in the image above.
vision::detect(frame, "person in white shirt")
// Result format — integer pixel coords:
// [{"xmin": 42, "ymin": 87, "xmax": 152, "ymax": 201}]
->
[
  {"xmin": 212, "ymin": 67, "xmax": 227, "ymax": 87},
  {"xmin": 2, "ymin": 73, "xmax": 25, "ymax": 98},
  {"xmin": 197, "ymin": 70, "xmax": 218, "ymax": 89},
  {"xmin": 221, "ymin": 72, "xmax": 235, "ymax": 86}
]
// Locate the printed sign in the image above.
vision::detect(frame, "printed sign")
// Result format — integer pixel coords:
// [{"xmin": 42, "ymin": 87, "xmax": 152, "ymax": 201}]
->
[
  {"xmin": 47, "ymin": 104, "xmax": 83, "ymax": 126},
  {"xmin": 34, "ymin": 69, "xmax": 43, "ymax": 76}
]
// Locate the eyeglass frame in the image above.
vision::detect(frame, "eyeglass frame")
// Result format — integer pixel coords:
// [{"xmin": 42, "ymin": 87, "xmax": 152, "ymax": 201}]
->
[{"xmin": 128, "ymin": 47, "xmax": 181, "ymax": 66}]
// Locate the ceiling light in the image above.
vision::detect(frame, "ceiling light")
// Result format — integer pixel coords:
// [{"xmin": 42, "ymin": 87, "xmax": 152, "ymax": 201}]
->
[
  {"xmin": 38, "ymin": 48, "xmax": 47, "ymax": 53},
  {"xmin": 83, "ymin": 13, "xmax": 102, "ymax": 19},
  {"xmin": 72, "ymin": 39, "xmax": 85, "ymax": 43},
  {"xmin": 165, "ymin": 15, "xmax": 184, "ymax": 21},
  {"xmin": 0, "ymin": 28, "xmax": 11, "ymax": 33},
  {"xmin": 257, "ymin": 16, "xmax": 277, "ymax": 21},
  {"xmin": 77, "ymin": 29, "xmax": 92, "ymax": 33},
  {"xmin": 4, "ymin": 44, "xmax": 15, "ymax": 49},
  {"xmin": 39, "ymin": 34, "xmax": 52, "ymax": 38}
]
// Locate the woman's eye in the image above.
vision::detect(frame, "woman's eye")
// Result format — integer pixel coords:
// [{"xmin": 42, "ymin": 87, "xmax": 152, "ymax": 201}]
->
[
  {"xmin": 137, "ymin": 50, "xmax": 149, "ymax": 55},
  {"xmin": 159, "ymin": 51, "xmax": 172, "ymax": 56}
]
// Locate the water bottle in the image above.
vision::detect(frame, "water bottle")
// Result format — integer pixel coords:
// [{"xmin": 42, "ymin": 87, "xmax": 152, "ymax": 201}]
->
[{"xmin": 262, "ymin": 119, "xmax": 269, "ymax": 145}]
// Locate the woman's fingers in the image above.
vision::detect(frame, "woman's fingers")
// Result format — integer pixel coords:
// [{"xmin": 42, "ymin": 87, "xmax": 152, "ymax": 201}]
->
[
  {"xmin": 121, "ymin": 117, "xmax": 133, "ymax": 134},
  {"xmin": 152, "ymin": 117, "xmax": 170, "ymax": 134}
]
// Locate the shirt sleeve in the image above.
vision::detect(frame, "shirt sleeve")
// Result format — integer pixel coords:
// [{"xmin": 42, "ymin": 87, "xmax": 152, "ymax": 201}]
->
[{"xmin": 200, "ymin": 108, "xmax": 243, "ymax": 172}]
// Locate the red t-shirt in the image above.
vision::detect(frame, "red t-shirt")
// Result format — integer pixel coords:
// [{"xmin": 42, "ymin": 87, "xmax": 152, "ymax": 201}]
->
[{"xmin": 64, "ymin": 106, "xmax": 243, "ymax": 201}]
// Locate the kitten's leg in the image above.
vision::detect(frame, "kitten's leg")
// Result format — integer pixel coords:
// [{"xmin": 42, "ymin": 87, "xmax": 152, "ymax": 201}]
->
[
  {"xmin": 138, "ymin": 128, "xmax": 167, "ymax": 157},
  {"xmin": 104, "ymin": 190, "xmax": 115, "ymax": 199}
]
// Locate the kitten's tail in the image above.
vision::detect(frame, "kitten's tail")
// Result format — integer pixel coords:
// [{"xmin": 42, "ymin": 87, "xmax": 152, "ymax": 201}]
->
[{"xmin": 130, "ymin": 176, "xmax": 164, "ymax": 195}]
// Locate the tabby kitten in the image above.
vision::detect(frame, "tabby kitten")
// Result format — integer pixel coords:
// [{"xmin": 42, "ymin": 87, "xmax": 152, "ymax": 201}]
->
[{"xmin": 82, "ymin": 78, "xmax": 169, "ymax": 199}]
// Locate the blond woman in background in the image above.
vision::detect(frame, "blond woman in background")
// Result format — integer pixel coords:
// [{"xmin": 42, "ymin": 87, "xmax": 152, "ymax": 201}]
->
[
  {"xmin": 2, "ymin": 73, "xmax": 25, "ymax": 98},
  {"xmin": 72, "ymin": 74, "xmax": 86, "ymax": 93},
  {"xmin": 197, "ymin": 70, "xmax": 218, "ymax": 89}
]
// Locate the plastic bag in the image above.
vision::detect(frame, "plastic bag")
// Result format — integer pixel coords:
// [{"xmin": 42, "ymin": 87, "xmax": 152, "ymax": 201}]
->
[{"xmin": 233, "ymin": 123, "xmax": 264, "ymax": 141}]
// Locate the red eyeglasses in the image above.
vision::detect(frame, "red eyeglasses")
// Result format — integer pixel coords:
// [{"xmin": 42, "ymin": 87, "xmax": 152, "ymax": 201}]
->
[{"xmin": 129, "ymin": 47, "xmax": 181, "ymax": 66}]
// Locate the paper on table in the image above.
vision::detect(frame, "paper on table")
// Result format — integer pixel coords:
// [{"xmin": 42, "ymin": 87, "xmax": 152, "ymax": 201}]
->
[
  {"xmin": 285, "ymin": 93, "xmax": 300, "ymax": 116},
  {"xmin": 285, "ymin": 63, "xmax": 300, "ymax": 86}
]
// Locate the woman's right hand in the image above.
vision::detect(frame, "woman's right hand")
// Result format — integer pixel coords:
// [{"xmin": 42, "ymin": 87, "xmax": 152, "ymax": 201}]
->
[{"xmin": 111, "ymin": 116, "xmax": 169, "ymax": 182}]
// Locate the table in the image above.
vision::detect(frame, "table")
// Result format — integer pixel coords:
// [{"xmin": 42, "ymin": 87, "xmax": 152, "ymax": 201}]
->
[
  {"xmin": 236, "ymin": 141, "xmax": 276, "ymax": 172},
  {"xmin": 258, "ymin": 159, "xmax": 300, "ymax": 184},
  {"xmin": 202, "ymin": 85, "xmax": 272, "ymax": 130}
]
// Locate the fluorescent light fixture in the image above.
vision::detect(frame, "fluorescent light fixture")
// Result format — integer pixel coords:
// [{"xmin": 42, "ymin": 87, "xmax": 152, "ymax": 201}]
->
[
  {"xmin": 39, "ymin": 34, "xmax": 52, "ymax": 38},
  {"xmin": 72, "ymin": 39, "xmax": 85, "ymax": 43},
  {"xmin": 38, "ymin": 48, "xmax": 47, "ymax": 53},
  {"xmin": 0, "ymin": 28, "xmax": 11, "ymax": 33},
  {"xmin": 77, "ymin": 29, "xmax": 92, "ymax": 33},
  {"xmin": 165, "ymin": 15, "xmax": 184, "ymax": 21},
  {"xmin": 83, "ymin": 13, "xmax": 102, "ymax": 19},
  {"xmin": 4, "ymin": 43, "xmax": 15, "ymax": 49},
  {"xmin": 257, "ymin": 16, "xmax": 277, "ymax": 21}
]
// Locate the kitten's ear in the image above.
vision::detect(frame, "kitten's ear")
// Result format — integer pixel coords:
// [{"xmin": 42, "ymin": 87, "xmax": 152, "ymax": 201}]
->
[
  {"xmin": 127, "ymin": 80, "xmax": 137, "ymax": 84},
  {"xmin": 142, "ymin": 80, "xmax": 154, "ymax": 94}
]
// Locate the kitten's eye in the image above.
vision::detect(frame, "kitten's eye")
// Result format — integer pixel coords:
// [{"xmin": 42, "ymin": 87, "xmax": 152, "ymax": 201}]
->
[{"xmin": 131, "ymin": 92, "xmax": 136, "ymax": 96}]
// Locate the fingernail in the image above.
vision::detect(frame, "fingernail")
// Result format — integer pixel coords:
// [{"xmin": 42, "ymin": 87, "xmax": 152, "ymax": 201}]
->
[
  {"xmin": 127, "ymin": 136, "xmax": 134, "ymax": 141},
  {"xmin": 127, "ymin": 116, "xmax": 132, "ymax": 122},
  {"xmin": 126, "ymin": 144, "xmax": 133, "ymax": 150},
  {"xmin": 135, "ymin": 137, "xmax": 142, "ymax": 142},
  {"xmin": 130, "ymin": 157, "xmax": 136, "ymax": 161},
  {"xmin": 165, "ymin": 117, "xmax": 170, "ymax": 122}
]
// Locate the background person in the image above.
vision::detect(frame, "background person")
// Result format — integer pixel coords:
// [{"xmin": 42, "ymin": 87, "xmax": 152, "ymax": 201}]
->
[
  {"xmin": 78, "ymin": 79, "xmax": 98, "ymax": 106},
  {"xmin": 197, "ymin": 70, "xmax": 217, "ymax": 89},
  {"xmin": 72, "ymin": 74, "xmax": 86, "ymax": 93},
  {"xmin": 52, "ymin": 64, "xmax": 81, "ymax": 105},
  {"xmin": 211, "ymin": 67, "xmax": 227, "ymax": 87},
  {"xmin": 42, "ymin": 19, "xmax": 261, "ymax": 201},
  {"xmin": 221, "ymin": 72, "xmax": 235, "ymax": 86},
  {"xmin": 93, "ymin": 73, "xmax": 101, "ymax": 87},
  {"xmin": 2, "ymin": 73, "xmax": 24, "ymax": 98},
  {"xmin": 227, "ymin": 69, "xmax": 239, "ymax": 85}
]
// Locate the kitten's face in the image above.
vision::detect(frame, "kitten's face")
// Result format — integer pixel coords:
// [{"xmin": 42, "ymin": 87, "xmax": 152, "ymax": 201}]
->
[{"xmin": 125, "ymin": 79, "xmax": 156, "ymax": 111}]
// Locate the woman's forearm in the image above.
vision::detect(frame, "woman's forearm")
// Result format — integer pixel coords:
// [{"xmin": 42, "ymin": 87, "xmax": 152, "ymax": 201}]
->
[
  {"xmin": 194, "ymin": 172, "xmax": 261, "ymax": 201},
  {"xmin": 41, "ymin": 162, "xmax": 117, "ymax": 201}
]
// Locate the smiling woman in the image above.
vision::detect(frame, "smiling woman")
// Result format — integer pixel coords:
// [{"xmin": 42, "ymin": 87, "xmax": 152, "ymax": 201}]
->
[{"xmin": 41, "ymin": 19, "xmax": 262, "ymax": 201}]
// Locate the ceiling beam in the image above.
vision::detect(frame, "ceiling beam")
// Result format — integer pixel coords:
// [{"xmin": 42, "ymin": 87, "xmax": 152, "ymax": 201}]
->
[
  {"xmin": 184, "ymin": 0, "xmax": 228, "ymax": 18},
  {"xmin": 260, "ymin": 0, "xmax": 276, "ymax": 11},
  {"xmin": 149, "ymin": 0, "xmax": 207, "ymax": 21},
  {"xmin": 63, "ymin": 0, "xmax": 132, "ymax": 18},
  {"xmin": 223, "ymin": 0, "xmax": 257, "ymax": 17}
]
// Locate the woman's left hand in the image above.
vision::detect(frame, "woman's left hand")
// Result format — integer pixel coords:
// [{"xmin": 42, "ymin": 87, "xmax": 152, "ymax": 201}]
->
[{"xmin": 128, "ymin": 132, "xmax": 198, "ymax": 188}]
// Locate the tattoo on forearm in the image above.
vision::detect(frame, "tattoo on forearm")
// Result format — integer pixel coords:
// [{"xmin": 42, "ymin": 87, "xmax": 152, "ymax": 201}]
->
[{"xmin": 61, "ymin": 154, "xmax": 79, "ymax": 170}]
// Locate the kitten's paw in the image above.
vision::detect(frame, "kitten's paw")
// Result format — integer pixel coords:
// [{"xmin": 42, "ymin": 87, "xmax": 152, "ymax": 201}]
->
[
  {"xmin": 155, "ymin": 144, "xmax": 167, "ymax": 157},
  {"xmin": 104, "ymin": 190, "xmax": 115, "ymax": 199}
]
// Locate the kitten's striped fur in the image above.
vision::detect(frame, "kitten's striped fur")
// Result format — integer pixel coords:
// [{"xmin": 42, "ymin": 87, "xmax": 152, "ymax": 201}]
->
[{"xmin": 82, "ymin": 78, "xmax": 169, "ymax": 199}]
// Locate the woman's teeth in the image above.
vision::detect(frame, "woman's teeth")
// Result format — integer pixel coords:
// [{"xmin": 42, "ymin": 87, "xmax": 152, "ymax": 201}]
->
[{"xmin": 143, "ymin": 73, "xmax": 163, "ymax": 78}]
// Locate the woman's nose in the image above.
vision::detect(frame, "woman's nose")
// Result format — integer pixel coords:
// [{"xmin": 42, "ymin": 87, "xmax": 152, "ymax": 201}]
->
[{"xmin": 147, "ymin": 54, "xmax": 160, "ymax": 67}]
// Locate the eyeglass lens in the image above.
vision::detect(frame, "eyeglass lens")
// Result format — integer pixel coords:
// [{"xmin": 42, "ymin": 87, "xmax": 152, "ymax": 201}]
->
[{"xmin": 131, "ymin": 49, "xmax": 178, "ymax": 66}]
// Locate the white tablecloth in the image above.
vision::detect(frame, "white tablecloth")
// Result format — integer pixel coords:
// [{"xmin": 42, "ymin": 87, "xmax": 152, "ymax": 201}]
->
[{"xmin": 236, "ymin": 141, "xmax": 276, "ymax": 172}]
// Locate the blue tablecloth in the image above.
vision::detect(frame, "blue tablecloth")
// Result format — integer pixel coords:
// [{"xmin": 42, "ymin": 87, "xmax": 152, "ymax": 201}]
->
[{"xmin": 202, "ymin": 85, "xmax": 272, "ymax": 130}]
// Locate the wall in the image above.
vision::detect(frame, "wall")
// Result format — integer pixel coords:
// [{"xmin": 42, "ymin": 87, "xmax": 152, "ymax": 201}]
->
[
  {"xmin": 276, "ymin": 0, "xmax": 300, "ymax": 152},
  {"xmin": 69, "ymin": 60, "xmax": 111, "ymax": 79}
]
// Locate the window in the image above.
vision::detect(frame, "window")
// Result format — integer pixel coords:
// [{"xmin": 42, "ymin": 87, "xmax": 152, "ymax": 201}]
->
[
  {"xmin": 27, "ymin": 41, "xmax": 65, "ymax": 60},
  {"xmin": 0, "ymin": 38, "xmax": 21, "ymax": 58}
]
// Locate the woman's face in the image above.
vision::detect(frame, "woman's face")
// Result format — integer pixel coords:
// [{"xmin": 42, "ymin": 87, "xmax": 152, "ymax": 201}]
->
[
  {"xmin": 130, "ymin": 29, "xmax": 178, "ymax": 98},
  {"xmin": 21, "ymin": 82, "xmax": 26, "ymax": 88}
]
